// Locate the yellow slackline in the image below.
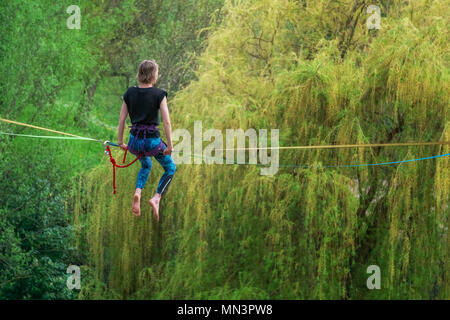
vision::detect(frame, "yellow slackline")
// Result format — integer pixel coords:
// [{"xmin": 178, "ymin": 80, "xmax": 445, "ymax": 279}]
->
[
  {"xmin": 0, "ymin": 117, "xmax": 101, "ymax": 141},
  {"xmin": 216, "ymin": 141, "xmax": 450, "ymax": 151},
  {"xmin": 1, "ymin": 117, "xmax": 449, "ymax": 150}
]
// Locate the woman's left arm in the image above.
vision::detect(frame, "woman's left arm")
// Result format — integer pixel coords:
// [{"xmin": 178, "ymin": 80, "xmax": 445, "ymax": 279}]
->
[{"xmin": 118, "ymin": 101, "xmax": 128, "ymax": 150}]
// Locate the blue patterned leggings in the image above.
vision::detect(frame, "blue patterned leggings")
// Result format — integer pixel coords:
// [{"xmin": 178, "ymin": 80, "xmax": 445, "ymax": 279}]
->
[{"xmin": 130, "ymin": 134, "xmax": 176, "ymax": 196}]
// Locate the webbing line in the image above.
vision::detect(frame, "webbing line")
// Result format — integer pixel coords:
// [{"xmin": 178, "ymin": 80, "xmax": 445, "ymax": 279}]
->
[
  {"xmin": 0, "ymin": 117, "xmax": 101, "ymax": 142},
  {"xmin": 2, "ymin": 117, "xmax": 449, "ymax": 150}
]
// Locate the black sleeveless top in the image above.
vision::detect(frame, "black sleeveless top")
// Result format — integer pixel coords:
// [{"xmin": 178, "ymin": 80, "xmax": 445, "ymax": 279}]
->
[{"xmin": 122, "ymin": 86, "xmax": 168, "ymax": 138}]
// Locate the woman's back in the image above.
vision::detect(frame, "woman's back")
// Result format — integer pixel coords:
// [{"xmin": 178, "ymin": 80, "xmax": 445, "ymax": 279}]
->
[{"xmin": 122, "ymin": 86, "xmax": 168, "ymax": 126}]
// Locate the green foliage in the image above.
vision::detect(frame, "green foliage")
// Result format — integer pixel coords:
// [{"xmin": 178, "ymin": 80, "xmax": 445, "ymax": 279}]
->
[
  {"xmin": 71, "ymin": 0, "xmax": 449, "ymax": 299},
  {"xmin": 1, "ymin": 0, "xmax": 448, "ymax": 300},
  {"xmin": 0, "ymin": 0, "xmax": 223, "ymax": 299},
  {"xmin": 0, "ymin": 141, "xmax": 78, "ymax": 299},
  {"xmin": 0, "ymin": 0, "xmax": 97, "ymax": 299}
]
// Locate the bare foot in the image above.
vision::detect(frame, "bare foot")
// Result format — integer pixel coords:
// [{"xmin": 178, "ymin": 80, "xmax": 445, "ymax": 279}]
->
[
  {"xmin": 149, "ymin": 194, "xmax": 161, "ymax": 222},
  {"xmin": 132, "ymin": 192, "xmax": 141, "ymax": 217}
]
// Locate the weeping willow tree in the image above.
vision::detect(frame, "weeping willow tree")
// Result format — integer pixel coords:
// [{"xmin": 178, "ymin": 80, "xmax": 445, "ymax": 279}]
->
[{"xmin": 70, "ymin": 0, "xmax": 449, "ymax": 299}]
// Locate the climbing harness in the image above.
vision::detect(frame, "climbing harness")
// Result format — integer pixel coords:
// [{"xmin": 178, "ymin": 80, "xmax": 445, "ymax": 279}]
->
[{"xmin": 127, "ymin": 124, "xmax": 167, "ymax": 157}]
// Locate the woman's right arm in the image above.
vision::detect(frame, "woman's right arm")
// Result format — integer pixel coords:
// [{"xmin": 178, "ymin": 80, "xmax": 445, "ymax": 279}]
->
[{"xmin": 160, "ymin": 96, "xmax": 173, "ymax": 155}]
